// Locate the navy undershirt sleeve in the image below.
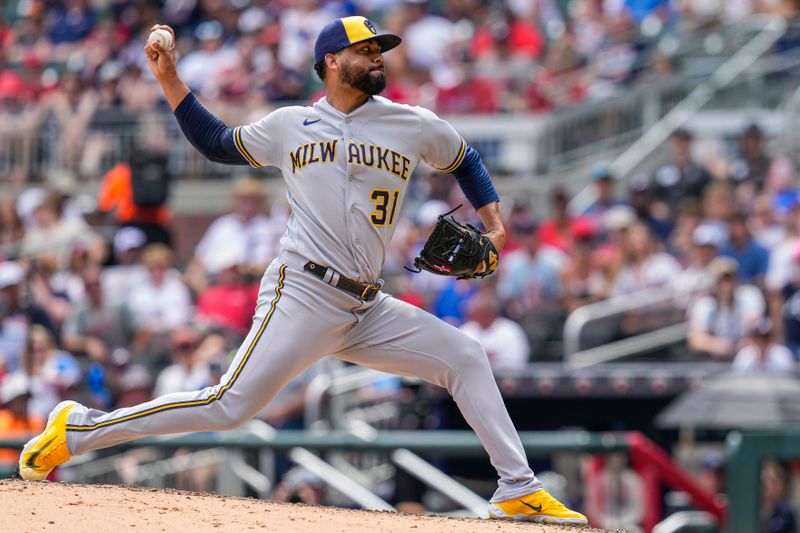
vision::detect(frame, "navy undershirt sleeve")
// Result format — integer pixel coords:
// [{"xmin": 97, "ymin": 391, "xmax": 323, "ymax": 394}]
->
[
  {"xmin": 451, "ymin": 145, "xmax": 500, "ymax": 210},
  {"xmin": 173, "ymin": 93, "xmax": 248, "ymax": 165}
]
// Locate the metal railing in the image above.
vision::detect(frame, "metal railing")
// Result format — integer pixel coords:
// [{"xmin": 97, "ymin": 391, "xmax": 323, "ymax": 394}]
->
[
  {"xmin": 0, "ymin": 429, "xmax": 627, "ymax": 457},
  {"xmin": 652, "ymin": 511, "xmax": 717, "ymax": 533},
  {"xmin": 568, "ymin": 323, "xmax": 691, "ymax": 369},
  {"xmin": 563, "ymin": 285, "xmax": 691, "ymax": 360}
]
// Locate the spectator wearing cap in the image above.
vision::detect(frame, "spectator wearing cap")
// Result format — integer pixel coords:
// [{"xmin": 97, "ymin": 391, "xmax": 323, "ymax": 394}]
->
[
  {"xmin": 0, "ymin": 373, "xmax": 44, "ymax": 467},
  {"xmin": 196, "ymin": 248, "xmax": 259, "ymax": 338},
  {"xmin": 581, "ymin": 164, "xmax": 624, "ymax": 225},
  {"xmin": 102, "ymin": 226, "xmax": 148, "ymax": 307},
  {"xmin": 688, "ymin": 257, "xmax": 765, "ymax": 360},
  {"xmin": 561, "ymin": 219, "xmax": 608, "ymax": 311},
  {"xmin": 594, "ymin": 205, "xmax": 637, "ymax": 275},
  {"xmin": 460, "ymin": 288, "xmax": 531, "ymax": 372},
  {"xmin": 497, "ymin": 218, "xmax": 566, "ymax": 321},
  {"xmin": 729, "ymin": 123, "xmax": 771, "ymax": 193},
  {"xmin": 651, "ymin": 129, "xmax": 712, "ymax": 220},
  {"xmin": 188, "ymin": 176, "xmax": 283, "ymax": 294},
  {"xmin": 126, "ymin": 244, "xmax": 192, "ymax": 336},
  {"xmin": 152, "ymin": 327, "xmax": 214, "ymax": 398},
  {"xmin": 177, "ymin": 21, "xmax": 239, "ymax": 97},
  {"xmin": 62, "ymin": 263, "xmax": 135, "ymax": 363},
  {"xmin": 721, "ymin": 212, "xmax": 769, "ymax": 284},
  {"xmin": 673, "ymin": 223, "xmax": 726, "ymax": 307},
  {"xmin": 732, "ymin": 318, "xmax": 794, "ymax": 374},
  {"xmin": 0, "ymin": 262, "xmax": 55, "ymax": 374}
]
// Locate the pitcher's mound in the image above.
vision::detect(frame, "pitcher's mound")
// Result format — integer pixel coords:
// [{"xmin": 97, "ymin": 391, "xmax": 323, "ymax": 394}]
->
[{"xmin": 0, "ymin": 479, "xmax": 613, "ymax": 532}]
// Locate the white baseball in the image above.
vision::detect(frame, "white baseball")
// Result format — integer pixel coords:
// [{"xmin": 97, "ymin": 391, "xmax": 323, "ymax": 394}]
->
[{"xmin": 147, "ymin": 28, "xmax": 173, "ymax": 49}]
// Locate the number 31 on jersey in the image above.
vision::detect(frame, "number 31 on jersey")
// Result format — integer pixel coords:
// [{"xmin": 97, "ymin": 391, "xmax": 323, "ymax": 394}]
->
[{"xmin": 370, "ymin": 189, "xmax": 400, "ymax": 226}]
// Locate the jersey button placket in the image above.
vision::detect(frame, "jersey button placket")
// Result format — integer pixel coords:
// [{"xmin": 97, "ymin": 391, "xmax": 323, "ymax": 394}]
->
[
  {"xmin": 346, "ymin": 120, "xmax": 354, "ymax": 181},
  {"xmin": 344, "ymin": 118, "xmax": 360, "ymax": 265},
  {"xmin": 342, "ymin": 117, "xmax": 361, "ymax": 274}
]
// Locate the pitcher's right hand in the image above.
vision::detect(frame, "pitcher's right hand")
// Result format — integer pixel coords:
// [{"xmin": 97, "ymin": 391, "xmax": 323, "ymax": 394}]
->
[{"xmin": 144, "ymin": 25, "xmax": 178, "ymax": 81}]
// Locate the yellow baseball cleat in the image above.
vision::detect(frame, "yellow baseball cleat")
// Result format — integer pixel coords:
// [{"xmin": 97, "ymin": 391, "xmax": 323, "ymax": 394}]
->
[
  {"xmin": 488, "ymin": 488, "xmax": 588, "ymax": 526},
  {"xmin": 19, "ymin": 401, "xmax": 78, "ymax": 481}
]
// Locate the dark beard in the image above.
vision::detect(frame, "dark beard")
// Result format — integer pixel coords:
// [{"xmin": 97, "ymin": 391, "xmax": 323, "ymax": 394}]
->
[{"xmin": 340, "ymin": 62, "xmax": 386, "ymax": 95}]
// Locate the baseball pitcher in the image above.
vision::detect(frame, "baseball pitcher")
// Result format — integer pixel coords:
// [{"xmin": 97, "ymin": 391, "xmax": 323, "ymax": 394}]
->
[{"xmin": 20, "ymin": 16, "xmax": 586, "ymax": 525}]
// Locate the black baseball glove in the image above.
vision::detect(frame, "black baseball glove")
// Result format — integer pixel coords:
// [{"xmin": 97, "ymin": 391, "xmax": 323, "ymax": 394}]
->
[{"xmin": 408, "ymin": 206, "xmax": 499, "ymax": 280}]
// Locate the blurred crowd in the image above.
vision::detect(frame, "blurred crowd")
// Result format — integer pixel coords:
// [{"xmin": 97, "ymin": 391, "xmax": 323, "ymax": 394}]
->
[{"xmin": 4, "ymin": 0, "xmax": 800, "ymax": 181}]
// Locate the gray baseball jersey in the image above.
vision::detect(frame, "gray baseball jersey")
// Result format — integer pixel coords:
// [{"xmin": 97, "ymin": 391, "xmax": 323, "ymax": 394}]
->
[
  {"xmin": 234, "ymin": 95, "xmax": 467, "ymax": 282},
  {"xmin": 64, "ymin": 95, "xmax": 543, "ymax": 505}
]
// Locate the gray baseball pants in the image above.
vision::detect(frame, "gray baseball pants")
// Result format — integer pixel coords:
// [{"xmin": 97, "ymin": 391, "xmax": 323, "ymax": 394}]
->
[{"xmin": 65, "ymin": 253, "xmax": 542, "ymax": 502}]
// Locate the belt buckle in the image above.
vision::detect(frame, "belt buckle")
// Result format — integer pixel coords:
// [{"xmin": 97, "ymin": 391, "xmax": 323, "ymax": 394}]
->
[{"xmin": 360, "ymin": 281, "xmax": 382, "ymax": 301}]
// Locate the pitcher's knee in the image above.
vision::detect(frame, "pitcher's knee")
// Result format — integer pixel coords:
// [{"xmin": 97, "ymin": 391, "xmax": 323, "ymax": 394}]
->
[
  {"xmin": 212, "ymin": 402, "xmax": 252, "ymax": 431},
  {"xmin": 454, "ymin": 336, "xmax": 490, "ymax": 370}
]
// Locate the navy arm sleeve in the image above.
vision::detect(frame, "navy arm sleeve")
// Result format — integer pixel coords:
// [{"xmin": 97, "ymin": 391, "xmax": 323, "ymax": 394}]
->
[
  {"xmin": 451, "ymin": 145, "xmax": 500, "ymax": 210},
  {"xmin": 173, "ymin": 93, "xmax": 248, "ymax": 165}
]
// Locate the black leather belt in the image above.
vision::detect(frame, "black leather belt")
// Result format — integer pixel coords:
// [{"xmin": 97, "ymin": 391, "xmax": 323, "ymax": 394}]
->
[{"xmin": 303, "ymin": 261, "xmax": 382, "ymax": 301}]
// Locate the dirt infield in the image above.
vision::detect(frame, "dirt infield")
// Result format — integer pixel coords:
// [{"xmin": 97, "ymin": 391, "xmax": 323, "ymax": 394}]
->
[{"xmin": 0, "ymin": 479, "xmax": 611, "ymax": 532}]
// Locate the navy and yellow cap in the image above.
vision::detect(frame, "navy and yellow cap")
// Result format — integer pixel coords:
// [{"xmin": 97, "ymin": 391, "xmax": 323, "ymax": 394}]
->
[{"xmin": 314, "ymin": 16, "xmax": 401, "ymax": 65}]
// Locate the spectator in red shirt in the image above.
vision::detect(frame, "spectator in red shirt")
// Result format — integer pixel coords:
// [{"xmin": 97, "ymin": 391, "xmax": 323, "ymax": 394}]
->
[
  {"xmin": 538, "ymin": 188, "xmax": 572, "ymax": 252},
  {"xmin": 196, "ymin": 250, "xmax": 259, "ymax": 339},
  {"xmin": 539, "ymin": 187, "xmax": 594, "ymax": 253}
]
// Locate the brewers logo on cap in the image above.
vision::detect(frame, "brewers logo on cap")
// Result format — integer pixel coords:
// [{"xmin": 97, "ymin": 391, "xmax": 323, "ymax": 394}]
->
[{"xmin": 314, "ymin": 16, "xmax": 402, "ymax": 65}]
